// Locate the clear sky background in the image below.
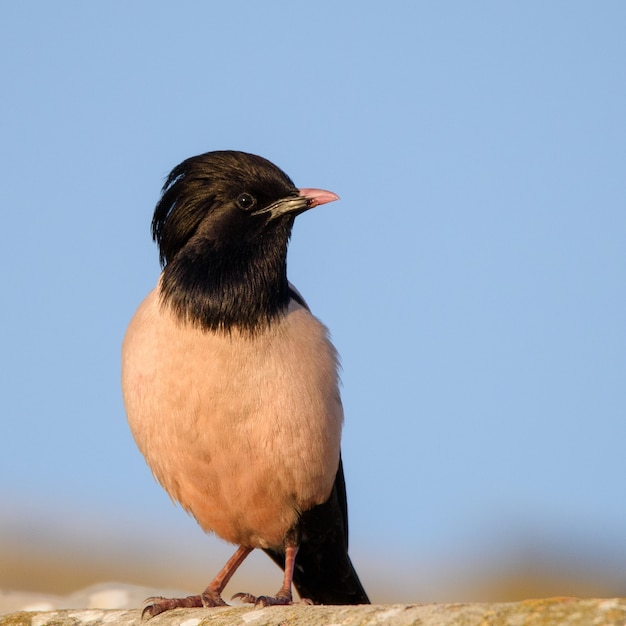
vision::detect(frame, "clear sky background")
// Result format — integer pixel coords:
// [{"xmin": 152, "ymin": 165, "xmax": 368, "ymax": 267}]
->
[{"xmin": 2, "ymin": 1, "xmax": 625, "ymax": 602}]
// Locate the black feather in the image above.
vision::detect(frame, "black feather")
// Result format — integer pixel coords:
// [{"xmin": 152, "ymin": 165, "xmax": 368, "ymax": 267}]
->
[{"xmin": 264, "ymin": 458, "xmax": 370, "ymax": 605}]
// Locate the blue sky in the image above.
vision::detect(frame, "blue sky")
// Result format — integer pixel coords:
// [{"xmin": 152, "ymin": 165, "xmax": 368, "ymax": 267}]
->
[{"xmin": 2, "ymin": 2, "xmax": 626, "ymax": 601}]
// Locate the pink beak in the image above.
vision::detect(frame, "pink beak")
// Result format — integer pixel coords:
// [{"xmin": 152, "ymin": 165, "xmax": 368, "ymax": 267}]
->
[{"xmin": 298, "ymin": 188, "xmax": 340, "ymax": 208}]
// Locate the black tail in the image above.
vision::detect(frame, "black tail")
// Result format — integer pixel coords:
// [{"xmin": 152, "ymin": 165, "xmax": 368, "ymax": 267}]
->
[{"xmin": 264, "ymin": 458, "xmax": 370, "ymax": 604}]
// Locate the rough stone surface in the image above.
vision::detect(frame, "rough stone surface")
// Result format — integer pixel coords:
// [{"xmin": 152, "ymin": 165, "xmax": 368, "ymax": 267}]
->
[{"xmin": 1, "ymin": 590, "xmax": 626, "ymax": 626}]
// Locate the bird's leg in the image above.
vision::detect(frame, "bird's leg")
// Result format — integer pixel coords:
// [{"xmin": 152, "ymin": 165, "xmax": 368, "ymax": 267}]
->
[
  {"xmin": 142, "ymin": 545, "xmax": 253, "ymax": 619},
  {"xmin": 233, "ymin": 541, "xmax": 310, "ymax": 607}
]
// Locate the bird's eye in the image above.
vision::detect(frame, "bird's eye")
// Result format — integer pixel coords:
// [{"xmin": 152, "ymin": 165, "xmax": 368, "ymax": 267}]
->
[{"xmin": 236, "ymin": 193, "xmax": 256, "ymax": 211}]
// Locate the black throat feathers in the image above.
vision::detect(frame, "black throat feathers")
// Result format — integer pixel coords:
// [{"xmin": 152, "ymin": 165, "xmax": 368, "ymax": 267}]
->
[{"xmin": 159, "ymin": 218, "xmax": 295, "ymax": 334}]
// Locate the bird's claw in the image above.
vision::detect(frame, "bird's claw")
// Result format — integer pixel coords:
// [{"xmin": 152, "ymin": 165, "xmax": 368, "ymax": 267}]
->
[
  {"xmin": 232, "ymin": 591, "xmax": 293, "ymax": 607},
  {"xmin": 231, "ymin": 592, "xmax": 258, "ymax": 605},
  {"xmin": 200, "ymin": 590, "xmax": 229, "ymax": 607},
  {"xmin": 141, "ymin": 592, "xmax": 227, "ymax": 620}
]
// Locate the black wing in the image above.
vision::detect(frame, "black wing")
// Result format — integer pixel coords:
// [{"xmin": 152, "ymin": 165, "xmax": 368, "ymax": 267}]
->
[
  {"xmin": 263, "ymin": 457, "xmax": 370, "ymax": 604},
  {"xmin": 287, "ymin": 283, "xmax": 308, "ymax": 309}
]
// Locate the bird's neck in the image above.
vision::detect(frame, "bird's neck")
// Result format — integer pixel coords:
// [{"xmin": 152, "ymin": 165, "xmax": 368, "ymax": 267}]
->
[{"xmin": 159, "ymin": 233, "xmax": 291, "ymax": 334}]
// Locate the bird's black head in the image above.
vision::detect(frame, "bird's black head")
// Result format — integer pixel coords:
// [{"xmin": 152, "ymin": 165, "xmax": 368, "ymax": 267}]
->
[
  {"xmin": 152, "ymin": 151, "xmax": 302, "ymax": 267},
  {"xmin": 151, "ymin": 150, "xmax": 338, "ymax": 333}
]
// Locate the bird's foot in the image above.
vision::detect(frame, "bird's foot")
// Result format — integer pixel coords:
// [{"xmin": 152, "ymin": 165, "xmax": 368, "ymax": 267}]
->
[
  {"xmin": 232, "ymin": 591, "xmax": 313, "ymax": 607},
  {"xmin": 232, "ymin": 590, "xmax": 291, "ymax": 607},
  {"xmin": 142, "ymin": 590, "xmax": 227, "ymax": 619}
]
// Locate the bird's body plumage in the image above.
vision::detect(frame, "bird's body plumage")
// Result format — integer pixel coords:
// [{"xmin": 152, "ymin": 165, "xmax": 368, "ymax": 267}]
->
[
  {"xmin": 121, "ymin": 150, "xmax": 368, "ymax": 614},
  {"xmin": 123, "ymin": 285, "xmax": 342, "ymax": 548}
]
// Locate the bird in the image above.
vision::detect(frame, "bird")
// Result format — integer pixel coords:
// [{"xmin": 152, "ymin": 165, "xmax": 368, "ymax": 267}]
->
[{"xmin": 121, "ymin": 150, "xmax": 369, "ymax": 618}]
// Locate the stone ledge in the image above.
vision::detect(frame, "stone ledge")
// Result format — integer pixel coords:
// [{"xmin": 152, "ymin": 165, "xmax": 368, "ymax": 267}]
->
[{"xmin": 2, "ymin": 598, "xmax": 626, "ymax": 626}]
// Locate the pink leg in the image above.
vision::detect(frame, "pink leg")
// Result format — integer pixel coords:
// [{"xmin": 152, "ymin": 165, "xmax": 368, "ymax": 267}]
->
[
  {"xmin": 142, "ymin": 545, "xmax": 253, "ymax": 619},
  {"xmin": 233, "ymin": 543, "xmax": 309, "ymax": 607}
]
